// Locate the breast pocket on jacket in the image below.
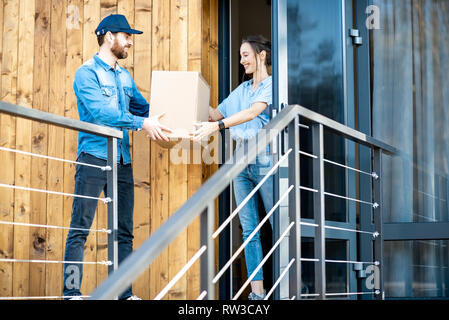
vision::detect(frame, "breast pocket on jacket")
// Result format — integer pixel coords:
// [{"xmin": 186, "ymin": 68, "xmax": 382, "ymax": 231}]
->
[
  {"xmin": 123, "ymin": 86, "xmax": 133, "ymax": 108},
  {"xmin": 100, "ymin": 85, "xmax": 118, "ymax": 109}
]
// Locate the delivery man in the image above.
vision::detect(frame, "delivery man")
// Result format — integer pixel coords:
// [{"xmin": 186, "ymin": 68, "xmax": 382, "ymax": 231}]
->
[{"xmin": 62, "ymin": 14, "xmax": 171, "ymax": 300}]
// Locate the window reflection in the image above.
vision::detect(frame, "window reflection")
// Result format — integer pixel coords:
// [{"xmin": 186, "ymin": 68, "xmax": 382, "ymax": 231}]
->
[
  {"xmin": 372, "ymin": 2, "xmax": 449, "ymax": 298},
  {"xmin": 301, "ymin": 238, "xmax": 348, "ymax": 296},
  {"xmin": 287, "ymin": 0, "xmax": 347, "ymax": 222},
  {"xmin": 371, "ymin": 0, "xmax": 449, "ymax": 224},
  {"xmin": 287, "ymin": 0, "xmax": 344, "ymax": 120},
  {"xmin": 384, "ymin": 240, "xmax": 449, "ymax": 298}
]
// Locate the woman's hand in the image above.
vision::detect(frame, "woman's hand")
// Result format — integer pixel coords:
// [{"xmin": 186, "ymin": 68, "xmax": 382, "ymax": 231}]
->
[{"xmin": 191, "ymin": 121, "xmax": 219, "ymax": 142}]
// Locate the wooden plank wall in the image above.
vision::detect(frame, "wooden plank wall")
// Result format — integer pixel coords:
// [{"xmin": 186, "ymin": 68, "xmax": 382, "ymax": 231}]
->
[{"xmin": 0, "ymin": 0, "xmax": 218, "ymax": 300}]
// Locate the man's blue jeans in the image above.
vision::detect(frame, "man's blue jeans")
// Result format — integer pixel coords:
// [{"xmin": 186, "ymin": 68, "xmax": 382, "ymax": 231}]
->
[
  {"xmin": 63, "ymin": 152, "xmax": 134, "ymax": 299},
  {"xmin": 233, "ymin": 149, "xmax": 274, "ymax": 282}
]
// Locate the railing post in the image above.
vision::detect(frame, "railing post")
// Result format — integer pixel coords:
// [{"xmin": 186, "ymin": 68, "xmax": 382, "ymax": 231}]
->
[
  {"xmin": 201, "ymin": 201, "xmax": 215, "ymax": 300},
  {"xmin": 372, "ymin": 148, "xmax": 384, "ymax": 300},
  {"xmin": 106, "ymin": 137, "xmax": 118, "ymax": 299},
  {"xmin": 312, "ymin": 124, "xmax": 326, "ymax": 299},
  {"xmin": 288, "ymin": 115, "xmax": 301, "ymax": 299},
  {"xmin": 272, "ymin": 127, "xmax": 281, "ymax": 300}
]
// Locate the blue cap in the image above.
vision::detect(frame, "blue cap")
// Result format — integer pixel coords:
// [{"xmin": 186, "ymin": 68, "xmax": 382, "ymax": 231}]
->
[{"xmin": 95, "ymin": 14, "xmax": 143, "ymax": 36}]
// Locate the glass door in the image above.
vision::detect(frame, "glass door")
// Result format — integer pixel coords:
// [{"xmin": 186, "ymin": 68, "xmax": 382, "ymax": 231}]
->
[{"xmin": 274, "ymin": 0, "xmax": 361, "ymax": 299}]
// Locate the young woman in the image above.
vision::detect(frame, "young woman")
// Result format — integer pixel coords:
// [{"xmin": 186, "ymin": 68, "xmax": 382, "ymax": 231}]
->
[{"xmin": 193, "ymin": 35, "xmax": 273, "ymax": 300}]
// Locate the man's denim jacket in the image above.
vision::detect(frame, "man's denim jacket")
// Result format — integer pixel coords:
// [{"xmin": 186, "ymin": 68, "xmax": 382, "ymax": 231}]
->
[{"xmin": 74, "ymin": 54, "xmax": 149, "ymax": 164}]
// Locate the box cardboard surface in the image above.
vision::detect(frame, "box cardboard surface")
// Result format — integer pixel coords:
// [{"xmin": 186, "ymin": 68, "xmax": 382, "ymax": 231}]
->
[{"xmin": 149, "ymin": 71, "xmax": 210, "ymax": 148}]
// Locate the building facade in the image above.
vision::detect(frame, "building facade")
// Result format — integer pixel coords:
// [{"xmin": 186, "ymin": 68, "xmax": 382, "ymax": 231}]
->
[{"xmin": 1, "ymin": 0, "xmax": 448, "ymax": 300}]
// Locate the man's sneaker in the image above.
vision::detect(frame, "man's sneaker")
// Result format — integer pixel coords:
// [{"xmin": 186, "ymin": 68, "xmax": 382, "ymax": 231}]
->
[
  {"xmin": 126, "ymin": 295, "xmax": 142, "ymax": 300},
  {"xmin": 248, "ymin": 291, "xmax": 266, "ymax": 300}
]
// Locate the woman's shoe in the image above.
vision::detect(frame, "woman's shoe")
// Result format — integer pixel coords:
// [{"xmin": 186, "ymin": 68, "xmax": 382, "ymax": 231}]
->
[{"xmin": 248, "ymin": 290, "xmax": 266, "ymax": 300}]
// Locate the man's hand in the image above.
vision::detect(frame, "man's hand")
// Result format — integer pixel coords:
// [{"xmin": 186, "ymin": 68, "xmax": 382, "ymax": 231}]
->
[
  {"xmin": 142, "ymin": 113, "xmax": 173, "ymax": 142},
  {"xmin": 191, "ymin": 121, "xmax": 219, "ymax": 142}
]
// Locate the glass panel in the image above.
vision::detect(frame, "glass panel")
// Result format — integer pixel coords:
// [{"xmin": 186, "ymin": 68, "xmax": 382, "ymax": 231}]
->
[
  {"xmin": 325, "ymin": 239, "xmax": 348, "ymax": 294},
  {"xmin": 301, "ymin": 238, "xmax": 316, "ymax": 296},
  {"xmin": 286, "ymin": 0, "xmax": 344, "ymax": 121},
  {"xmin": 384, "ymin": 240, "xmax": 449, "ymax": 298},
  {"xmin": 371, "ymin": 0, "xmax": 449, "ymax": 223},
  {"xmin": 301, "ymin": 238, "xmax": 348, "ymax": 297},
  {"xmin": 287, "ymin": 0, "xmax": 348, "ymax": 222}
]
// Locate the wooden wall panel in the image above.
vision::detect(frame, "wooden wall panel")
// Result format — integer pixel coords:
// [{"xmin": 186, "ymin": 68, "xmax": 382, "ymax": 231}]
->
[
  {"xmin": 13, "ymin": 0, "xmax": 35, "ymax": 297},
  {"xmin": 168, "ymin": 0, "xmax": 189, "ymax": 301},
  {"xmin": 92, "ymin": 0, "xmax": 117, "ymax": 295},
  {"xmin": 149, "ymin": 0, "xmax": 171, "ymax": 300},
  {"xmin": 45, "ymin": 0, "xmax": 67, "ymax": 297},
  {"xmin": 186, "ymin": 0, "xmax": 203, "ymax": 300},
  {"xmin": 132, "ymin": 0, "xmax": 151, "ymax": 300},
  {"xmin": 79, "ymin": 0, "xmax": 100, "ymax": 297},
  {"xmin": 0, "ymin": 0, "xmax": 19, "ymax": 298},
  {"xmin": 29, "ymin": 0, "xmax": 51, "ymax": 297},
  {"xmin": 0, "ymin": 0, "xmax": 219, "ymax": 300},
  {"xmin": 64, "ymin": 0, "xmax": 84, "ymax": 293}
]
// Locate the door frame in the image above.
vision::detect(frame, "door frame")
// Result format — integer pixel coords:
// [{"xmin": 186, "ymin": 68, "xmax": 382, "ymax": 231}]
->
[{"xmin": 218, "ymin": 0, "xmax": 232, "ymax": 300}]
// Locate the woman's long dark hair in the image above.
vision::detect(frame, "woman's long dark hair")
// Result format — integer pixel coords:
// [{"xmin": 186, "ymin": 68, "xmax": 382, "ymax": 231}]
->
[{"xmin": 241, "ymin": 35, "xmax": 272, "ymax": 81}]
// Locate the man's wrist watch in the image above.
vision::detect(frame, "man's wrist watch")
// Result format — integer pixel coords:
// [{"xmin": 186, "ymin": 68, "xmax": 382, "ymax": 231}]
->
[{"xmin": 218, "ymin": 119, "xmax": 226, "ymax": 130}]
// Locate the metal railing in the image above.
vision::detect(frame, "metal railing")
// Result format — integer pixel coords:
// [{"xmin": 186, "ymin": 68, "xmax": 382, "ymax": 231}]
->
[
  {"xmin": 89, "ymin": 104, "xmax": 396, "ymax": 300},
  {"xmin": 0, "ymin": 101, "xmax": 123, "ymax": 300}
]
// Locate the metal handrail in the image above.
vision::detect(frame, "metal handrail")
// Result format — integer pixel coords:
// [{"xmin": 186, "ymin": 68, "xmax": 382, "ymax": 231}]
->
[
  {"xmin": 0, "ymin": 101, "xmax": 123, "ymax": 139},
  {"xmin": 295, "ymin": 105, "xmax": 396, "ymax": 155},
  {"xmin": 89, "ymin": 104, "xmax": 396, "ymax": 300}
]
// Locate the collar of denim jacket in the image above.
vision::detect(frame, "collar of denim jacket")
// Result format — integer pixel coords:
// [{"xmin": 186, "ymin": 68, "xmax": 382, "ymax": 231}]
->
[{"xmin": 94, "ymin": 53, "xmax": 122, "ymax": 73}]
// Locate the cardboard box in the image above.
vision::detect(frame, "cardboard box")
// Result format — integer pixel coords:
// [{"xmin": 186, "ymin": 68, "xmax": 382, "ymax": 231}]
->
[{"xmin": 149, "ymin": 71, "xmax": 210, "ymax": 148}]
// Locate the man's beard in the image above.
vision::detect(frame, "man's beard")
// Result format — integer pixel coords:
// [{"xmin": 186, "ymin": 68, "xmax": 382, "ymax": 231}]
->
[{"xmin": 111, "ymin": 39, "xmax": 129, "ymax": 59}]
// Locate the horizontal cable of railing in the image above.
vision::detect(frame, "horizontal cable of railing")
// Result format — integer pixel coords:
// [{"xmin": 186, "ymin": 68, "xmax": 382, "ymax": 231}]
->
[
  {"xmin": 0, "ymin": 258, "xmax": 111, "ymax": 265},
  {"xmin": 0, "ymin": 146, "xmax": 111, "ymax": 171},
  {"xmin": 0, "ymin": 220, "xmax": 111, "ymax": 234},
  {"xmin": 0, "ymin": 183, "xmax": 111, "ymax": 203},
  {"xmin": 0, "ymin": 100, "xmax": 122, "ymax": 301}
]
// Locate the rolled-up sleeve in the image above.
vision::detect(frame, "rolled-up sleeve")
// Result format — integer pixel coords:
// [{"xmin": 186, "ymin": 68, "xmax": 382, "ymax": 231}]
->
[
  {"xmin": 217, "ymin": 85, "xmax": 243, "ymax": 118},
  {"xmin": 74, "ymin": 67, "xmax": 146, "ymax": 131},
  {"xmin": 217, "ymin": 99, "xmax": 228, "ymax": 118}
]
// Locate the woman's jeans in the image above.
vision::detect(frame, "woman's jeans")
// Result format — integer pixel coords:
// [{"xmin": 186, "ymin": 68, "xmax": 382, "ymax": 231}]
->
[
  {"xmin": 233, "ymin": 147, "xmax": 274, "ymax": 282},
  {"xmin": 63, "ymin": 152, "xmax": 134, "ymax": 299}
]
